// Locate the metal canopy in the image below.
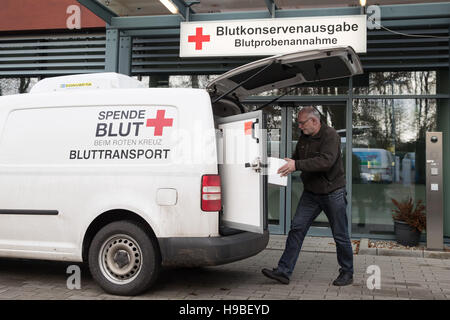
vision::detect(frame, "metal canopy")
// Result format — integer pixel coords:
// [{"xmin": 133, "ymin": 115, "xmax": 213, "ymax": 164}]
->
[
  {"xmin": 79, "ymin": 0, "xmax": 196, "ymax": 20},
  {"xmin": 79, "ymin": 0, "xmax": 450, "ymax": 17},
  {"xmin": 94, "ymin": 0, "xmax": 176, "ymax": 17},
  {"xmin": 77, "ymin": 0, "xmax": 118, "ymax": 24},
  {"xmin": 1, "ymin": 2, "xmax": 449, "ymax": 77},
  {"xmin": 170, "ymin": 0, "xmax": 193, "ymax": 20},
  {"xmin": 264, "ymin": 0, "xmax": 278, "ymax": 17}
]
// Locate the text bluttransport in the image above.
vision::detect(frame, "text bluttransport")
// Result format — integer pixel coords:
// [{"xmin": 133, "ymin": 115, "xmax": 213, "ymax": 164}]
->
[{"xmin": 69, "ymin": 149, "xmax": 170, "ymax": 160}]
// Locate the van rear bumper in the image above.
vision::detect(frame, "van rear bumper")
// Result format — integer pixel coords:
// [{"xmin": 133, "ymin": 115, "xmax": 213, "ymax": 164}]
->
[{"xmin": 158, "ymin": 230, "xmax": 269, "ymax": 267}]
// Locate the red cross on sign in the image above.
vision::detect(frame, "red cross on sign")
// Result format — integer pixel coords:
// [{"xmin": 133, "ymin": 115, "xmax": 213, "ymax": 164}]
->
[
  {"xmin": 188, "ymin": 27, "xmax": 210, "ymax": 50},
  {"xmin": 146, "ymin": 110, "xmax": 173, "ymax": 136}
]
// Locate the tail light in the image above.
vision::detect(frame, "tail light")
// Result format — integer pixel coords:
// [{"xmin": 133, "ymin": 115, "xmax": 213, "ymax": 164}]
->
[{"xmin": 201, "ymin": 175, "xmax": 222, "ymax": 211}]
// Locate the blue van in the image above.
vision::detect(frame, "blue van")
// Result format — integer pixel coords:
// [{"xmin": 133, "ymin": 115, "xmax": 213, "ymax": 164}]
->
[{"xmin": 353, "ymin": 148, "xmax": 395, "ymax": 183}]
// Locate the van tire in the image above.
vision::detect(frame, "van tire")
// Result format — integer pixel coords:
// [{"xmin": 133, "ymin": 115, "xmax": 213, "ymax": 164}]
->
[{"xmin": 88, "ymin": 220, "xmax": 160, "ymax": 296}]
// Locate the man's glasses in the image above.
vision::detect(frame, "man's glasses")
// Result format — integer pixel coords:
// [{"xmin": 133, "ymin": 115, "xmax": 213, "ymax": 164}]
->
[{"xmin": 298, "ymin": 117, "xmax": 312, "ymax": 126}]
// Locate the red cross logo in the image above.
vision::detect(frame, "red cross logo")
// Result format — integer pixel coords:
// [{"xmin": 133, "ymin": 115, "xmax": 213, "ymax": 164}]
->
[
  {"xmin": 188, "ymin": 27, "xmax": 210, "ymax": 50},
  {"xmin": 146, "ymin": 110, "xmax": 173, "ymax": 136}
]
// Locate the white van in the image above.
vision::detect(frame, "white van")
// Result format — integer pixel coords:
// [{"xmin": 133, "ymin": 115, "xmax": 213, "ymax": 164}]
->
[
  {"xmin": 352, "ymin": 148, "xmax": 395, "ymax": 183},
  {"xmin": 0, "ymin": 47, "xmax": 362, "ymax": 295}
]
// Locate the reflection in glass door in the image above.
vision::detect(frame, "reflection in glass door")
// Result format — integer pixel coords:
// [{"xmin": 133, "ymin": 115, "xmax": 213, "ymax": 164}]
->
[{"xmin": 289, "ymin": 103, "xmax": 347, "ymax": 236}]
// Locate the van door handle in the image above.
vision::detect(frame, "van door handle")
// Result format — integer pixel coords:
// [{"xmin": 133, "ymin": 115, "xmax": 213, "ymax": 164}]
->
[
  {"xmin": 245, "ymin": 157, "xmax": 267, "ymax": 173},
  {"xmin": 251, "ymin": 119, "xmax": 259, "ymax": 143}
]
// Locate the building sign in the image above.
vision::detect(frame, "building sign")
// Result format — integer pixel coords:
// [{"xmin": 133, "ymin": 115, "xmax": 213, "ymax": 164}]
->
[{"xmin": 180, "ymin": 15, "xmax": 366, "ymax": 57}]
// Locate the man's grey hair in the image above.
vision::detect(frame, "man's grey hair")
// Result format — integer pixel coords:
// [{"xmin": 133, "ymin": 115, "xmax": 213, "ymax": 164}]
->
[{"xmin": 299, "ymin": 106, "xmax": 321, "ymax": 121}]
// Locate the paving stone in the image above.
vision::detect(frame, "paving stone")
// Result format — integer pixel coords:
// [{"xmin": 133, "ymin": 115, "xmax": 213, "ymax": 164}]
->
[
  {"xmin": 298, "ymin": 294, "xmax": 326, "ymax": 300},
  {"xmin": 0, "ymin": 235, "xmax": 449, "ymax": 300},
  {"xmin": 374, "ymin": 296, "xmax": 400, "ymax": 300},
  {"xmin": 431, "ymin": 294, "xmax": 447, "ymax": 300},
  {"xmin": 0, "ymin": 289, "xmax": 25, "ymax": 299}
]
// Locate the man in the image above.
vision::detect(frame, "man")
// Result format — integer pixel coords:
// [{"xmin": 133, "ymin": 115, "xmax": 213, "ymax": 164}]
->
[{"xmin": 262, "ymin": 106, "xmax": 354, "ymax": 286}]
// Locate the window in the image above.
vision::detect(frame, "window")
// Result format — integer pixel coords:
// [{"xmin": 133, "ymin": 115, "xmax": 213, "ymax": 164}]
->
[
  {"xmin": 351, "ymin": 98, "xmax": 437, "ymax": 236},
  {"xmin": 353, "ymin": 71, "xmax": 437, "ymax": 95}
]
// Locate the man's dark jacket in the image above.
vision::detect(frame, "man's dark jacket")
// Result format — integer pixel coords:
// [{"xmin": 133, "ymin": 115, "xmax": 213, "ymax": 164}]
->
[{"xmin": 292, "ymin": 124, "xmax": 345, "ymax": 194}]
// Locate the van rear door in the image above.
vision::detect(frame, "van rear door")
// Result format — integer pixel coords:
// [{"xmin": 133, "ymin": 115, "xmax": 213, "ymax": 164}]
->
[
  {"xmin": 207, "ymin": 46, "xmax": 363, "ymax": 99},
  {"xmin": 210, "ymin": 47, "xmax": 363, "ymax": 234},
  {"xmin": 216, "ymin": 111, "xmax": 267, "ymax": 234}
]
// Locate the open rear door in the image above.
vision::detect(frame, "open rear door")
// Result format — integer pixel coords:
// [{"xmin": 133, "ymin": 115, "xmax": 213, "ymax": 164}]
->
[
  {"xmin": 210, "ymin": 47, "xmax": 363, "ymax": 234},
  {"xmin": 207, "ymin": 46, "xmax": 363, "ymax": 100},
  {"xmin": 216, "ymin": 111, "xmax": 267, "ymax": 234}
]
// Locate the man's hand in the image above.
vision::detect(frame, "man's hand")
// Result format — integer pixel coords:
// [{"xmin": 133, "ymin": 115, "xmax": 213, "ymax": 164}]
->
[{"xmin": 277, "ymin": 158, "xmax": 296, "ymax": 177}]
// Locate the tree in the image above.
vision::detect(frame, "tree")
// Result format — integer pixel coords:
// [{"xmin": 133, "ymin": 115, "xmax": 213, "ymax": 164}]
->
[
  {"xmin": 19, "ymin": 78, "xmax": 31, "ymax": 93},
  {"xmin": 0, "ymin": 77, "xmax": 34, "ymax": 95}
]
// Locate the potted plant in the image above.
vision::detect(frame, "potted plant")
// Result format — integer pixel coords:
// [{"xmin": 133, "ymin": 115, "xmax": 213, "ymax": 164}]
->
[{"xmin": 391, "ymin": 197, "xmax": 426, "ymax": 247}]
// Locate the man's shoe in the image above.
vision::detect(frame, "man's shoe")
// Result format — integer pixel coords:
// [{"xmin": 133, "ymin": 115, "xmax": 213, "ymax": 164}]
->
[
  {"xmin": 261, "ymin": 268, "xmax": 289, "ymax": 285},
  {"xmin": 332, "ymin": 271, "xmax": 353, "ymax": 286}
]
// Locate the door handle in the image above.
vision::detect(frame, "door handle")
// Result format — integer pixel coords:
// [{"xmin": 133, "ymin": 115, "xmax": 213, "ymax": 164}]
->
[
  {"xmin": 251, "ymin": 119, "xmax": 259, "ymax": 143},
  {"xmin": 245, "ymin": 157, "xmax": 267, "ymax": 173}
]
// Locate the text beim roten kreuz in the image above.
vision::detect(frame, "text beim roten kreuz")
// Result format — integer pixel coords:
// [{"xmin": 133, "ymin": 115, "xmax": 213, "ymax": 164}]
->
[
  {"xmin": 69, "ymin": 108, "xmax": 174, "ymax": 161},
  {"xmin": 179, "ymin": 15, "xmax": 367, "ymax": 57}
]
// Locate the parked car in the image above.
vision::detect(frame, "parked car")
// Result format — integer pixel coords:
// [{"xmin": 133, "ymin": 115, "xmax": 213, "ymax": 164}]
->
[{"xmin": 352, "ymin": 148, "xmax": 395, "ymax": 183}]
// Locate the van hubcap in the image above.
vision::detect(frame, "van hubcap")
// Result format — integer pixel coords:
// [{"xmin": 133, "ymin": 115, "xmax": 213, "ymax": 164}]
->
[
  {"xmin": 99, "ymin": 234, "xmax": 142, "ymax": 284},
  {"xmin": 114, "ymin": 250, "xmax": 130, "ymax": 269}
]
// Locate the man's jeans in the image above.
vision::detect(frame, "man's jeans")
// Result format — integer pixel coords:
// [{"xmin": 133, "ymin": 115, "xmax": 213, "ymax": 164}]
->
[{"xmin": 277, "ymin": 187, "xmax": 354, "ymax": 277}]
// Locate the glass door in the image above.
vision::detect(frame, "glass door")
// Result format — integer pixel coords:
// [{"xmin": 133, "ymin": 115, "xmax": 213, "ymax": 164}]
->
[
  {"xmin": 288, "ymin": 103, "xmax": 347, "ymax": 236},
  {"xmin": 266, "ymin": 104, "xmax": 286, "ymax": 234}
]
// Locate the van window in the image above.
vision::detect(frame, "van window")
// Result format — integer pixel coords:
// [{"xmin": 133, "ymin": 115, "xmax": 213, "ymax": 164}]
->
[
  {"xmin": 0, "ymin": 106, "xmax": 177, "ymax": 166},
  {"xmin": 353, "ymin": 151, "xmax": 382, "ymax": 167}
]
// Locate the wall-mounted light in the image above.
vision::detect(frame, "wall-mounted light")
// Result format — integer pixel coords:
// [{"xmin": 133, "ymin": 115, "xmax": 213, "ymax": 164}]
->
[
  {"xmin": 159, "ymin": 0, "xmax": 179, "ymax": 14},
  {"xmin": 360, "ymin": 0, "xmax": 367, "ymax": 14}
]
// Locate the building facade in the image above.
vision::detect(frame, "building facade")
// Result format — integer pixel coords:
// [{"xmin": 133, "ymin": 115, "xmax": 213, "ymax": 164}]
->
[{"xmin": 0, "ymin": 0, "xmax": 449, "ymax": 243}]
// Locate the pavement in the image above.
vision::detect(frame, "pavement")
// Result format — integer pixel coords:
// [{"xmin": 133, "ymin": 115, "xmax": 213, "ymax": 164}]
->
[{"xmin": 0, "ymin": 234, "xmax": 450, "ymax": 300}]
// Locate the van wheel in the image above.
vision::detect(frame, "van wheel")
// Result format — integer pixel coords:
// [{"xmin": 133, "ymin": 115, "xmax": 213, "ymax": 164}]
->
[{"xmin": 88, "ymin": 220, "xmax": 160, "ymax": 296}]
